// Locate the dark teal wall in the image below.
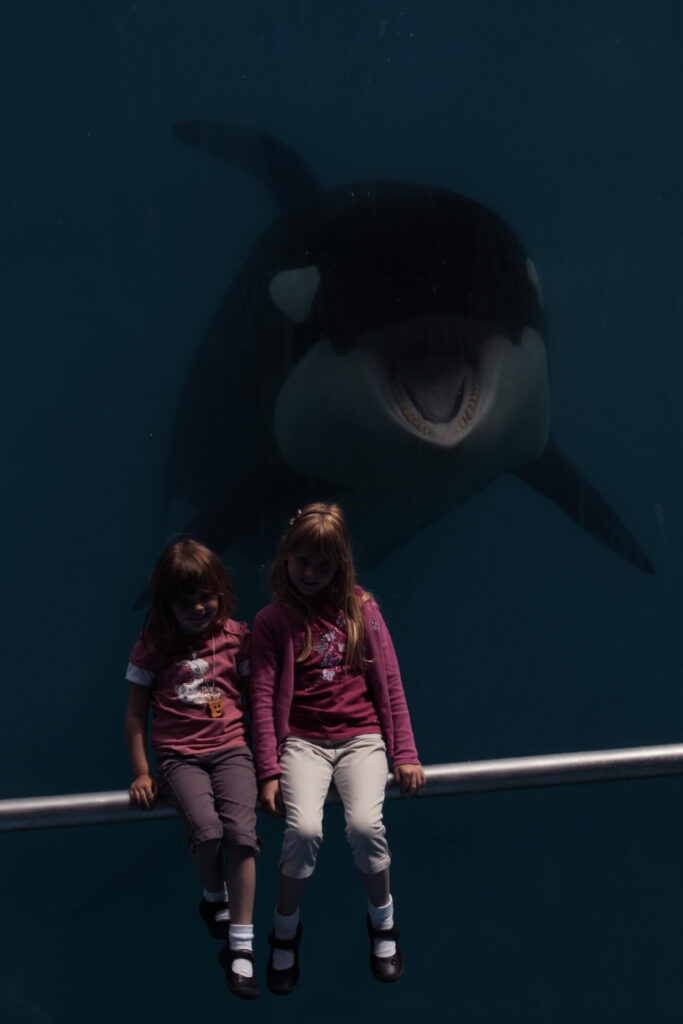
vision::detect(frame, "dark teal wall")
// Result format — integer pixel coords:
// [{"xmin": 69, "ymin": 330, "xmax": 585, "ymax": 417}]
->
[{"xmin": 2, "ymin": 3, "xmax": 683, "ymax": 1021}]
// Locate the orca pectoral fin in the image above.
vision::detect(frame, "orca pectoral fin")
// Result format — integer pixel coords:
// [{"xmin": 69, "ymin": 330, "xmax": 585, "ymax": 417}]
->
[
  {"xmin": 173, "ymin": 119, "xmax": 320, "ymax": 210},
  {"xmin": 514, "ymin": 439, "xmax": 654, "ymax": 574}
]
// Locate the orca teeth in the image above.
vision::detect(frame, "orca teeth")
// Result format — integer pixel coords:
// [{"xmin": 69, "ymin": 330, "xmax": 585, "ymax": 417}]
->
[
  {"xmin": 405, "ymin": 380, "xmax": 466, "ymax": 424},
  {"xmin": 392, "ymin": 373, "xmax": 480, "ymax": 441},
  {"xmin": 388, "ymin": 332, "xmax": 480, "ymax": 441}
]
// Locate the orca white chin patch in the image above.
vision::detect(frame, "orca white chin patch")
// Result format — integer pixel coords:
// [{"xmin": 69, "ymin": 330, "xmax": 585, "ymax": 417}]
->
[
  {"xmin": 269, "ymin": 265, "xmax": 320, "ymax": 323},
  {"xmin": 273, "ymin": 319, "xmax": 550, "ymax": 496},
  {"xmin": 388, "ymin": 327, "xmax": 549, "ymax": 458}
]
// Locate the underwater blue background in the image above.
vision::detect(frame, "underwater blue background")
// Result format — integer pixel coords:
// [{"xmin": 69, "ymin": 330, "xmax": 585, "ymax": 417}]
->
[{"xmin": 2, "ymin": 1, "xmax": 683, "ymax": 1020}]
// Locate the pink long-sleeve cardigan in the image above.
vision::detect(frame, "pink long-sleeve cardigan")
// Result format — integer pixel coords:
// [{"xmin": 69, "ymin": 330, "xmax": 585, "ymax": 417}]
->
[{"xmin": 250, "ymin": 593, "xmax": 421, "ymax": 781}]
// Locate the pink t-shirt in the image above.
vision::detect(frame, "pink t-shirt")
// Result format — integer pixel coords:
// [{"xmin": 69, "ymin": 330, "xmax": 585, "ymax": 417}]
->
[
  {"xmin": 126, "ymin": 619, "xmax": 251, "ymax": 756},
  {"xmin": 289, "ymin": 605, "xmax": 382, "ymax": 743}
]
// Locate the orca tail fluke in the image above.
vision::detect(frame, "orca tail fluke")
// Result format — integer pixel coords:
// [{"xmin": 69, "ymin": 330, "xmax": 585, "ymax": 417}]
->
[
  {"xmin": 173, "ymin": 119, "xmax": 320, "ymax": 210},
  {"xmin": 515, "ymin": 439, "xmax": 654, "ymax": 574}
]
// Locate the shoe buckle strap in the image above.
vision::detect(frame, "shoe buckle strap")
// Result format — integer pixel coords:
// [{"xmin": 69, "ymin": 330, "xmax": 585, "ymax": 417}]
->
[
  {"xmin": 368, "ymin": 921, "xmax": 400, "ymax": 941},
  {"xmin": 225, "ymin": 947, "xmax": 255, "ymax": 965},
  {"xmin": 268, "ymin": 930, "xmax": 301, "ymax": 951}
]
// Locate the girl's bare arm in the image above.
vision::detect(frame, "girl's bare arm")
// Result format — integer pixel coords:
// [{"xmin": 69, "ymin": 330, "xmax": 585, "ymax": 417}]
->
[{"xmin": 125, "ymin": 683, "xmax": 158, "ymax": 809}]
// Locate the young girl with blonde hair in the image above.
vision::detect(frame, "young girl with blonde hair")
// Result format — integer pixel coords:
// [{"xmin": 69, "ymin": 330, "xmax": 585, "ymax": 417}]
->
[
  {"xmin": 251, "ymin": 503, "xmax": 425, "ymax": 994},
  {"xmin": 125, "ymin": 539, "xmax": 259, "ymax": 1000}
]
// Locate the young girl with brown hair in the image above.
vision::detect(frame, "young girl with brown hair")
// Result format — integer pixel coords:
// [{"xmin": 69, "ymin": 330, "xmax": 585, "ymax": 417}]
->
[
  {"xmin": 251, "ymin": 503, "xmax": 425, "ymax": 995},
  {"xmin": 125, "ymin": 539, "xmax": 259, "ymax": 1000}
]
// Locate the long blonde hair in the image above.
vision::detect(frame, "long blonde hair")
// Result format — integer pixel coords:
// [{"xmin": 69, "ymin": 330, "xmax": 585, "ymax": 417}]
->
[{"xmin": 269, "ymin": 502, "xmax": 370, "ymax": 668}]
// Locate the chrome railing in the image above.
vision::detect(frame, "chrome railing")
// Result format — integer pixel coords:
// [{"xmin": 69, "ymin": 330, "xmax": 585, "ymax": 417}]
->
[{"xmin": 2, "ymin": 743, "xmax": 683, "ymax": 833}]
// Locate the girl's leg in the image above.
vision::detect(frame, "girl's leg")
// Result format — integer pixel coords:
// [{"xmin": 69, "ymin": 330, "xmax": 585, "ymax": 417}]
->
[
  {"xmin": 268, "ymin": 739, "xmax": 333, "ymax": 984},
  {"xmin": 277, "ymin": 871, "xmax": 308, "ymax": 915},
  {"xmin": 360, "ymin": 868, "xmax": 398, "ymax": 959},
  {"xmin": 157, "ymin": 755, "xmax": 232, "ymax": 944},
  {"xmin": 333, "ymin": 735, "xmax": 391, "ymax": 879},
  {"xmin": 333, "ymin": 737, "xmax": 400, "ymax": 967},
  {"xmin": 209, "ymin": 746, "xmax": 260, "ymax": 905},
  {"xmin": 278, "ymin": 738, "xmax": 334, "ymax": 885},
  {"xmin": 191, "ymin": 839, "xmax": 224, "ymax": 893},
  {"xmin": 157, "ymin": 754, "xmax": 225, "ymax": 890},
  {"xmin": 223, "ymin": 845, "xmax": 258, "ymax": 987},
  {"xmin": 360, "ymin": 866, "xmax": 391, "ymax": 907},
  {"xmin": 224, "ymin": 845, "xmax": 255, "ymax": 924},
  {"xmin": 198, "ymin": 751, "xmax": 257, "ymax": 994},
  {"xmin": 208, "ymin": 749, "xmax": 260, "ymax": 989},
  {"xmin": 268, "ymin": 875, "xmax": 306, "ymax": 982}
]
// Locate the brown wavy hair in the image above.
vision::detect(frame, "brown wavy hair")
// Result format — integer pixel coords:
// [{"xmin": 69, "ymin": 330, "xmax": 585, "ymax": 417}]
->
[
  {"xmin": 269, "ymin": 502, "xmax": 370, "ymax": 668},
  {"xmin": 145, "ymin": 539, "xmax": 235, "ymax": 649}
]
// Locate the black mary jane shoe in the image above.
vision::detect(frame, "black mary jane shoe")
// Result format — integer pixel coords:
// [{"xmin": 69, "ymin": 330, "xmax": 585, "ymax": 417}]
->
[
  {"xmin": 366, "ymin": 916, "xmax": 404, "ymax": 983},
  {"xmin": 218, "ymin": 945, "xmax": 259, "ymax": 1000},
  {"xmin": 266, "ymin": 923, "xmax": 302, "ymax": 996},
  {"xmin": 198, "ymin": 897, "xmax": 231, "ymax": 939}
]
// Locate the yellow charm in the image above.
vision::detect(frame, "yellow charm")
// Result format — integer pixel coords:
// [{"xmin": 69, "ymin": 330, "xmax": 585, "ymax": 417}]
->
[{"xmin": 208, "ymin": 698, "xmax": 224, "ymax": 718}]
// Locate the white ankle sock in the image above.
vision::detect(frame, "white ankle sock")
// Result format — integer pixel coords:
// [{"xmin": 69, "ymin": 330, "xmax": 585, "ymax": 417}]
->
[
  {"xmin": 228, "ymin": 924, "xmax": 254, "ymax": 978},
  {"xmin": 203, "ymin": 884, "xmax": 229, "ymax": 902},
  {"xmin": 368, "ymin": 896, "xmax": 396, "ymax": 958},
  {"xmin": 203, "ymin": 885, "xmax": 230, "ymax": 922},
  {"xmin": 272, "ymin": 907, "xmax": 299, "ymax": 971}
]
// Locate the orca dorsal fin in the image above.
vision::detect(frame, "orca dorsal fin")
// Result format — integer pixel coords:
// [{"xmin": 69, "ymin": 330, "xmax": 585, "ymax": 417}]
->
[
  {"xmin": 515, "ymin": 438, "xmax": 654, "ymax": 574},
  {"xmin": 173, "ymin": 119, "xmax": 320, "ymax": 210}
]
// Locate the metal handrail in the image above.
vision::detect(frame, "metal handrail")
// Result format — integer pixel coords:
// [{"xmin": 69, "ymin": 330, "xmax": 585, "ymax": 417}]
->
[{"xmin": 2, "ymin": 742, "xmax": 683, "ymax": 833}]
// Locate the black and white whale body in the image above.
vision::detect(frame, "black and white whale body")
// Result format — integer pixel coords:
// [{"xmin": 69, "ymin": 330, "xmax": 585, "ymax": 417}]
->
[{"xmin": 167, "ymin": 119, "xmax": 653, "ymax": 574}]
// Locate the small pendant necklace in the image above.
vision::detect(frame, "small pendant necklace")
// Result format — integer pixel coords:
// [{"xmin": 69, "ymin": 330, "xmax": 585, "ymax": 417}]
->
[
  {"xmin": 189, "ymin": 632, "xmax": 224, "ymax": 719},
  {"xmin": 206, "ymin": 634, "xmax": 225, "ymax": 718}
]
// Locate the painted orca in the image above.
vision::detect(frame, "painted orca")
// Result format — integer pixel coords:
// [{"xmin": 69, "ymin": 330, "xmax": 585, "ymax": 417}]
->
[{"xmin": 167, "ymin": 119, "xmax": 653, "ymax": 574}]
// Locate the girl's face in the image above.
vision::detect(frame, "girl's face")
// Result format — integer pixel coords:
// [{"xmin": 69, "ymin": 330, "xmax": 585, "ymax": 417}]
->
[
  {"xmin": 171, "ymin": 590, "xmax": 219, "ymax": 634},
  {"xmin": 287, "ymin": 546, "xmax": 337, "ymax": 598}
]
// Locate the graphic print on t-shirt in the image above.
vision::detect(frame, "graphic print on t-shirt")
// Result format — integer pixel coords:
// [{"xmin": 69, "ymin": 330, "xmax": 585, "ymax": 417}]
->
[
  {"xmin": 175, "ymin": 654, "xmax": 217, "ymax": 705},
  {"xmin": 305, "ymin": 612, "xmax": 347, "ymax": 688}
]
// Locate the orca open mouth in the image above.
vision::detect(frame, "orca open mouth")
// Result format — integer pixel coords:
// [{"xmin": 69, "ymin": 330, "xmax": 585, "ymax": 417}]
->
[
  {"xmin": 385, "ymin": 323, "xmax": 482, "ymax": 443},
  {"xmin": 274, "ymin": 320, "xmax": 549, "ymax": 490}
]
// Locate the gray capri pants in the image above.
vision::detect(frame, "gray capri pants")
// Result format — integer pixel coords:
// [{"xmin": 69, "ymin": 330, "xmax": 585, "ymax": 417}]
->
[
  {"xmin": 157, "ymin": 744, "xmax": 259, "ymax": 852},
  {"xmin": 279, "ymin": 733, "xmax": 391, "ymax": 878}
]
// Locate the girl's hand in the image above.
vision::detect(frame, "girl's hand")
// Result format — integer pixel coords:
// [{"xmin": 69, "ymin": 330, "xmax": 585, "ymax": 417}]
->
[
  {"xmin": 259, "ymin": 778, "xmax": 285, "ymax": 817},
  {"xmin": 392, "ymin": 763, "xmax": 426, "ymax": 798},
  {"xmin": 129, "ymin": 773, "xmax": 158, "ymax": 810}
]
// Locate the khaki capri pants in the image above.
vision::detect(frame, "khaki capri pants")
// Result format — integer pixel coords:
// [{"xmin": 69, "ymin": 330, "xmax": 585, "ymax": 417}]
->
[{"xmin": 279, "ymin": 734, "xmax": 391, "ymax": 878}]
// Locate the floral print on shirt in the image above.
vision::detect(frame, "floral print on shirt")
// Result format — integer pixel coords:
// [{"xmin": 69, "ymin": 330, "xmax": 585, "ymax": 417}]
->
[{"xmin": 307, "ymin": 611, "xmax": 346, "ymax": 687}]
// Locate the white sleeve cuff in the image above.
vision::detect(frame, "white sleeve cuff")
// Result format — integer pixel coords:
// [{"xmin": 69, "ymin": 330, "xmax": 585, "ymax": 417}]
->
[{"xmin": 126, "ymin": 662, "xmax": 154, "ymax": 687}]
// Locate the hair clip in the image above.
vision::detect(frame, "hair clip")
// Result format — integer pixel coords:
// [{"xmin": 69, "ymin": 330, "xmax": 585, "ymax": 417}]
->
[{"xmin": 288, "ymin": 509, "xmax": 303, "ymax": 529}]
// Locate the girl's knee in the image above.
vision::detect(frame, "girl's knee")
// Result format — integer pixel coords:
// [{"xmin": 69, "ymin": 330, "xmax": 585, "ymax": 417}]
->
[
  {"xmin": 287, "ymin": 819, "xmax": 323, "ymax": 848},
  {"xmin": 285, "ymin": 806, "xmax": 324, "ymax": 847},
  {"xmin": 345, "ymin": 812, "xmax": 384, "ymax": 845},
  {"xmin": 281, "ymin": 818, "xmax": 323, "ymax": 877},
  {"xmin": 345, "ymin": 815, "xmax": 387, "ymax": 866},
  {"xmin": 224, "ymin": 842, "xmax": 256, "ymax": 862},
  {"xmin": 190, "ymin": 835, "xmax": 222, "ymax": 857}
]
